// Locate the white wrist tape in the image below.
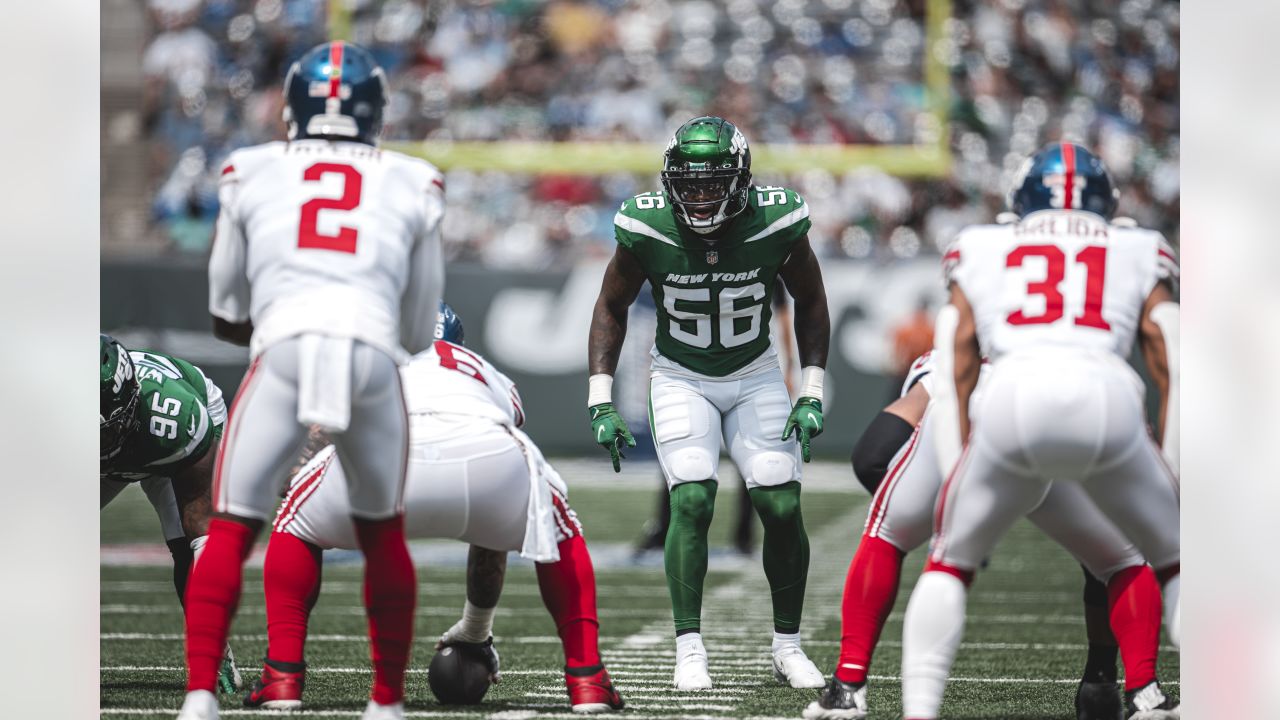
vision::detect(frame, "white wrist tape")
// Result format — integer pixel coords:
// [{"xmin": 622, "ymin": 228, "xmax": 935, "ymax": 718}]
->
[
  {"xmin": 799, "ymin": 366, "xmax": 825, "ymax": 402},
  {"xmin": 452, "ymin": 600, "xmax": 496, "ymax": 643},
  {"xmin": 588, "ymin": 373, "xmax": 614, "ymax": 407}
]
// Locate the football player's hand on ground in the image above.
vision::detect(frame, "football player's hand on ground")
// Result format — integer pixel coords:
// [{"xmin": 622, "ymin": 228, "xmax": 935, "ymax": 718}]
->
[
  {"xmin": 437, "ymin": 630, "xmax": 502, "ymax": 685},
  {"xmin": 589, "ymin": 403, "xmax": 636, "ymax": 472},
  {"xmin": 783, "ymin": 397, "xmax": 824, "ymax": 463}
]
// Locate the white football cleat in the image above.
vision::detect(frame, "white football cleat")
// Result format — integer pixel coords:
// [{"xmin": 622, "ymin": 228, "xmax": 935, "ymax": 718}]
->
[
  {"xmin": 772, "ymin": 644, "xmax": 825, "ymax": 689},
  {"xmin": 361, "ymin": 700, "xmax": 405, "ymax": 720},
  {"xmin": 674, "ymin": 654, "xmax": 713, "ymax": 691},
  {"xmin": 175, "ymin": 689, "xmax": 219, "ymax": 720}
]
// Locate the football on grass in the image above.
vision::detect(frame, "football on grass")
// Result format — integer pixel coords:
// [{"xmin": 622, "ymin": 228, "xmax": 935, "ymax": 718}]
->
[{"xmin": 427, "ymin": 644, "xmax": 493, "ymax": 704}]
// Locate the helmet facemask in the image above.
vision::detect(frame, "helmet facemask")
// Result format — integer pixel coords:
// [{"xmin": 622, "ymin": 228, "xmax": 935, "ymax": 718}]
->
[
  {"xmin": 100, "ymin": 345, "xmax": 141, "ymax": 461},
  {"xmin": 662, "ymin": 165, "xmax": 751, "ymax": 233}
]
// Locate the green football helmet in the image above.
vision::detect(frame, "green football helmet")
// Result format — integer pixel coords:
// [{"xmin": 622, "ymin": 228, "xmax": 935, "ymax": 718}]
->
[
  {"xmin": 101, "ymin": 334, "xmax": 141, "ymax": 461},
  {"xmin": 661, "ymin": 116, "xmax": 753, "ymax": 233}
]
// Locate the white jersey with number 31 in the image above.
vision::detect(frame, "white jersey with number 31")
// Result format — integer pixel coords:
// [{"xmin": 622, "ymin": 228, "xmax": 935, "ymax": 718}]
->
[
  {"xmin": 209, "ymin": 139, "xmax": 446, "ymax": 361},
  {"xmin": 943, "ymin": 210, "xmax": 1178, "ymax": 362}
]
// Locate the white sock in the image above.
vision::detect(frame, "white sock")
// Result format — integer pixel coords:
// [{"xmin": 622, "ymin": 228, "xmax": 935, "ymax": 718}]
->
[
  {"xmin": 902, "ymin": 571, "xmax": 968, "ymax": 719},
  {"xmin": 676, "ymin": 632, "xmax": 706, "ymax": 662},
  {"xmin": 772, "ymin": 630, "xmax": 802, "ymax": 653},
  {"xmin": 448, "ymin": 600, "xmax": 495, "ymax": 643},
  {"xmin": 1162, "ymin": 574, "xmax": 1180, "ymax": 649}
]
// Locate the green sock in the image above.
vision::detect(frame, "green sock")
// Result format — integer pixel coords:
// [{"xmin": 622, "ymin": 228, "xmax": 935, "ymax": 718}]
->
[
  {"xmin": 749, "ymin": 482, "xmax": 809, "ymax": 632},
  {"xmin": 665, "ymin": 480, "xmax": 717, "ymax": 633}
]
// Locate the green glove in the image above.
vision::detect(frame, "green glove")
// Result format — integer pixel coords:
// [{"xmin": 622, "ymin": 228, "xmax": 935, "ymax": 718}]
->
[
  {"xmin": 782, "ymin": 397, "xmax": 824, "ymax": 463},
  {"xmin": 590, "ymin": 403, "xmax": 636, "ymax": 472}
]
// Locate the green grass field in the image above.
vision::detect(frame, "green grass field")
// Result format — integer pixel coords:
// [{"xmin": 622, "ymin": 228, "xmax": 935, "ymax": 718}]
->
[{"xmin": 101, "ymin": 460, "xmax": 1178, "ymax": 719}]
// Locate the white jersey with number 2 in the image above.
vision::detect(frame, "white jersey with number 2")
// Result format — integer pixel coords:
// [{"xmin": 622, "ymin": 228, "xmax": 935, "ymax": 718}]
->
[
  {"xmin": 208, "ymin": 139, "xmax": 446, "ymax": 361},
  {"xmin": 943, "ymin": 210, "xmax": 1178, "ymax": 362}
]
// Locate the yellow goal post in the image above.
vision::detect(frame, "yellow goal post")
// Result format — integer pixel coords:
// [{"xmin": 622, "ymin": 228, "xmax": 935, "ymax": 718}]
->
[{"xmin": 328, "ymin": 0, "xmax": 953, "ymax": 178}]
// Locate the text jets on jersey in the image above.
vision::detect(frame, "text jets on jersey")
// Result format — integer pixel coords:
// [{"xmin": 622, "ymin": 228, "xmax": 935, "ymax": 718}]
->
[
  {"xmin": 587, "ymin": 117, "xmax": 832, "ymax": 692},
  {"xmin": 885, "ymin": 143, "xmax": 1180, "ymax": 720},
  {"xmin": 180, "ymin": 41, "xmax": 445, "ymax": 720}
]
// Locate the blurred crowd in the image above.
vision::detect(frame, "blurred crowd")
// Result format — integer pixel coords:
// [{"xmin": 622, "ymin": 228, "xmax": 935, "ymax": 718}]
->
[{"xmin": 124, "ymin": 0, "xmax": 1179, "ymax": 265}]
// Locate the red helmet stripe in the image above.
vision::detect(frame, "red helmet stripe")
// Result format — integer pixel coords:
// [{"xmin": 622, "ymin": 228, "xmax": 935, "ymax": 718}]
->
[
  {"xmin": 1061, "ymin": 142, "xmax": 1076, "ymax": 210},
  {"xmin": 327, "ymin": 41, "xmax": 345, "ymax": 99}
]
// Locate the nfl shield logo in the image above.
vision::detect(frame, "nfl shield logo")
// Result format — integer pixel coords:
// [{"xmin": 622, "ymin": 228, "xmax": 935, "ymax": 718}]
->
[{"xmin": 706, "ymin": 251, "xmax": 719, "ymax": 265}]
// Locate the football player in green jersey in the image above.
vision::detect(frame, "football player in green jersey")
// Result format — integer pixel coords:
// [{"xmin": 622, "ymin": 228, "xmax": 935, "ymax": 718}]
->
[
  {"xmin": 588, "ymin": 117, "xmax": 830, "ymax": 691},
  {"xmin": 100, "ymin": 333, "xmax": 241, "ymax": 693}
]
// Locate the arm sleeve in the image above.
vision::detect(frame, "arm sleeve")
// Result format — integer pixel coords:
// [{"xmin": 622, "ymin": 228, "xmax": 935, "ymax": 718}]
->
[
  {"xmin": 208, "ymin": 162, "xmax": 251, "ymax": 322},
  {"xmin": 400, "ymin": 177, "xmax": 446, "ymax": 355}
]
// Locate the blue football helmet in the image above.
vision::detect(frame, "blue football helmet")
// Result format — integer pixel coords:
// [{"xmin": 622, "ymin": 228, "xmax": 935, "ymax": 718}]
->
[
  {"xmin": 1008, "ymin": 142, "xmax": 1119, "ymax": 220},
  {"xmin": 283, "ymin": 41, "xmax": 389, "ymax": 145},
  {"xmin": 435, "ymin": 302, "xmax": 465, "ymax": 345}
]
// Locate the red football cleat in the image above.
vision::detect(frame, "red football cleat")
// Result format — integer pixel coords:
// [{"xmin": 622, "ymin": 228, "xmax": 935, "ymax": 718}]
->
[
  {"xmin": 565, "ymin": 665, "xmax": 625, "ymax": 714},
  {"xmin": 242, "ymin": 661, "xmax": 305, "ymax": 710}
]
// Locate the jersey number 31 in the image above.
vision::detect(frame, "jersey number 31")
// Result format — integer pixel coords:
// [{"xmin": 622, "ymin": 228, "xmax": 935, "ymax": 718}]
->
[
  {"xmin": 1006, "ymin": 244, "xmax": 1110, "ymax": 330},
  {"xmin": 298, "ymin": 162, "xmax": 363, "ymax": 254}
]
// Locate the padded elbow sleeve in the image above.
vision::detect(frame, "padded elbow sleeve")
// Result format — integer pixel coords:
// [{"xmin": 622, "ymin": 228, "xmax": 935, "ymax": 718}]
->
[{"xmin": 851, "ymin": 411, "xmax": 916, "ymax": 494}]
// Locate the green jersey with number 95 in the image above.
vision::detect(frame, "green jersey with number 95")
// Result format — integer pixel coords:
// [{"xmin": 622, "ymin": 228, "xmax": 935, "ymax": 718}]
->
[
  {"xmin": 614, "ymin": 185, "xmax": 810, "ymax": 376},
  {"xmin": 101, "ymin": 351, "xmax": 226, "ymax": 482}
]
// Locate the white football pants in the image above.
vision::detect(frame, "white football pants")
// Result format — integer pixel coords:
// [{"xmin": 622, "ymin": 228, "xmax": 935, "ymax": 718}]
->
[
  {"xmin": 902, "ymin": 350, "xmax": 1180, "ymax": 719},
  {"xmin": 274, "ymin": 418, "xmax": 580, "ymax": 551},
  {"xmin": 864, "ymin": 400, "xmax": 1146, "ymax": 584},
  {"xmin": 649, "ymin": 364, "xmax": 800, "ymax": 490},
  {"xmin": 213, "ymin": 336, "xmax": 408, "ymax": 521}
]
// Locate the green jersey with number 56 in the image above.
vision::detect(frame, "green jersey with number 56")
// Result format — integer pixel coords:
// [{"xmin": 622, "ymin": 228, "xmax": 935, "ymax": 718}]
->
[
  {"xmin": 614, "ymin": 185, "xmax": 810, "ymax": 376},
  {"xmin": 101, "ymin": 351, "xmax": 225, "ymax": 482}
]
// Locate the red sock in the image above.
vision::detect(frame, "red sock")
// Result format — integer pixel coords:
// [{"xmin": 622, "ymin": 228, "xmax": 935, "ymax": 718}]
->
[
  {"xmin": 536, "ymin": 534, "xmax": 601, "ymax": 669},
  {"xmin": 184, "ymin": 517, "xmax": 256, "ymax": 692},
  {"xmin": 354, "ymin": 515, "xmax": 417, "ymax": 705},
  {"xmin": 263, "ymin": 531, "xmax": 323, "ymax": 665},
  {"xmin": 835, "ymin": 535, "xmax": 905, "ymax": 684},
  {"xmin": 1107, "ymin": 565, "xmax": 1160, "ymax": 691}
]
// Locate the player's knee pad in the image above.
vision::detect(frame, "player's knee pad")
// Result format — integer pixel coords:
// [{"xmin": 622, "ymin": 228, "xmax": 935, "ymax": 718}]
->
[
  {"xmin": 669, "ymin": 481, "xmax": 716, "ymax": 528},
  {"xmin": 665, "ymin": 447, "xmax": 716, "ymax": 484},
  {"xmin": 745, "ymin": 451, "xmax": 796, "ymax": 489}
]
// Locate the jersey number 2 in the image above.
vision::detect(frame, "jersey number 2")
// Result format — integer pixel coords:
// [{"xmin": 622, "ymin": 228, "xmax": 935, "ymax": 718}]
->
[
  {"xmin": 298, "ymin": 163, "xmax": 362, "ymax": 253},
  {"xmin": 1006, "ymin": 244, "xmax": 1111, "ymax": 330}
]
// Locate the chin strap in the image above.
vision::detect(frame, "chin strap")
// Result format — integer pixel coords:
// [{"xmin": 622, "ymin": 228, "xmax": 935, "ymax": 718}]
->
[{"xmin": 1149, "ymin": 302, "xmax": 1179, "ymax": 474}]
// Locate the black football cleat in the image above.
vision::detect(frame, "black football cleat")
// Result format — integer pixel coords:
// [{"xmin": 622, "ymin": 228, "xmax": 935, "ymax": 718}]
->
[{"xmin": 1076, "ymin": 679, "xmax": 1123, "ymax": 720}]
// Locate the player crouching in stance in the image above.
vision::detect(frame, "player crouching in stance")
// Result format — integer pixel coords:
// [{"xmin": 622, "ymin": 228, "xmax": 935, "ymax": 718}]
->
[
  {"xmin": 805, "ymin": 349, "xmax": 1164, "ymax": 720},
  {"xmin": 897, "ymin": 143, "xmax": 1180, "ymax": 720},
  {"xmin": 182, "ymin": 41, "xmax": 445, "ymax": 720},
  {"xmin": 588, "ymin": 117, "xmax": 831, "ymax": 691},
  {"xmin": 100, "ymin": 334, "xmax": 241, "ymax": 693},
  {"xmin": 244, "ymin": 308, "xmax": 624, "ymax": 714}
]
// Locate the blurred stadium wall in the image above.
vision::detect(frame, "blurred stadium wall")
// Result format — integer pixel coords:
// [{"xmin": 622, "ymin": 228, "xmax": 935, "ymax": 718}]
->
[{"xmin": 101, "ymin": 0, "xmax": 1178, "ymax": 455}]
